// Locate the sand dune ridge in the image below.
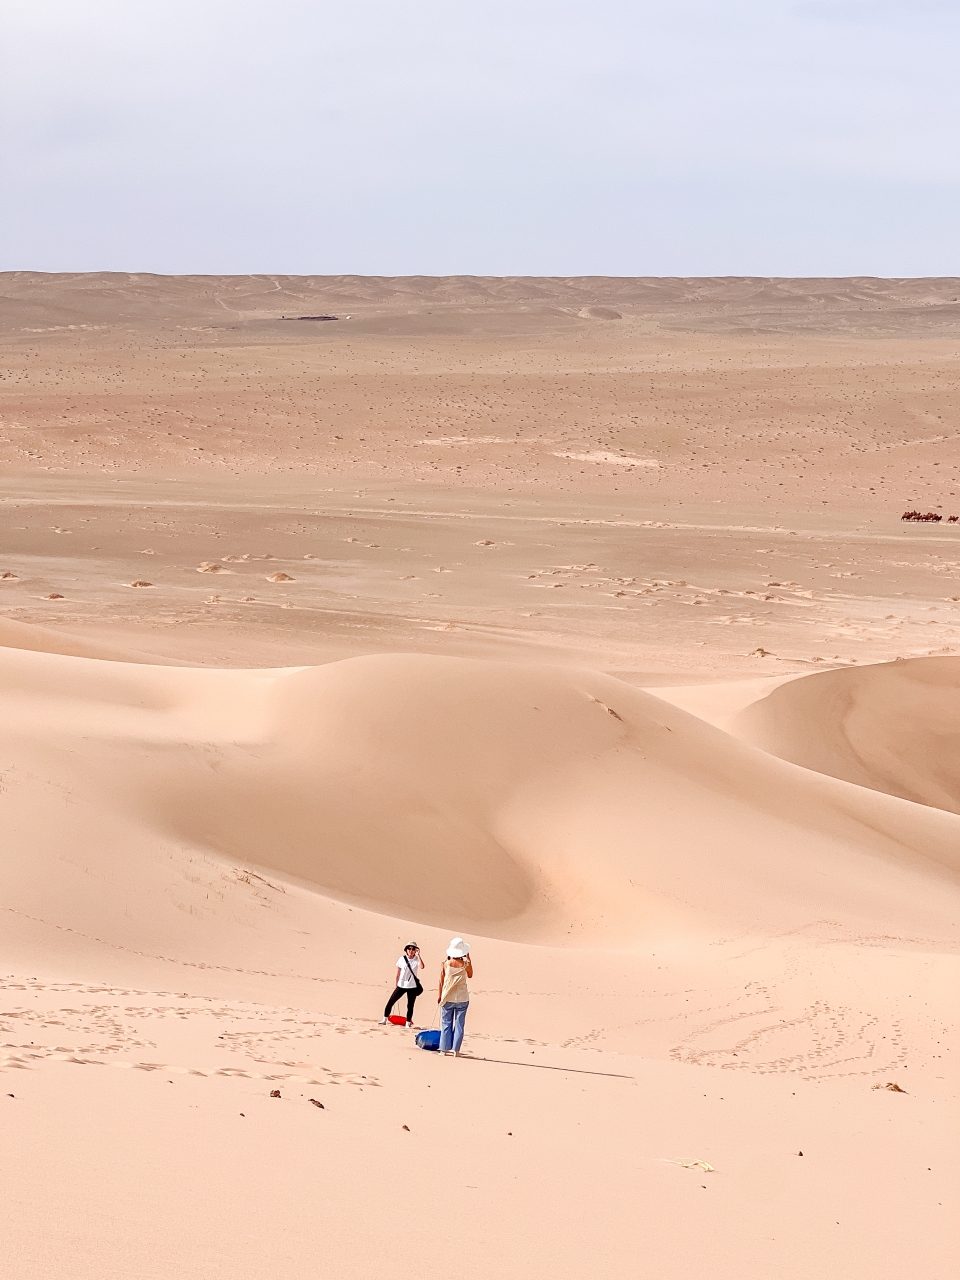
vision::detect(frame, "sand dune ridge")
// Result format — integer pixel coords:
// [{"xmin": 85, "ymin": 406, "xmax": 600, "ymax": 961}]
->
[{"xmin": 4, "ymin": 643, "xmax": 958, "ymax": 952}]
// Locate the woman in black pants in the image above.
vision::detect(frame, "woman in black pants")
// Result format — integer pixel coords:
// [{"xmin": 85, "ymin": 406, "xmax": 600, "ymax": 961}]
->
[{"xmin": 379, "ymin": 943, "xmax": 425, "ymax": 1027}]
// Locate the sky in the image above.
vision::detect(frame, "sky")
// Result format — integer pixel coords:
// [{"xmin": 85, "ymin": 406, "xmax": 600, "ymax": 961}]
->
[{"xmin": 1, "ymin": 0, "xmax": 958, "ymax": 276}]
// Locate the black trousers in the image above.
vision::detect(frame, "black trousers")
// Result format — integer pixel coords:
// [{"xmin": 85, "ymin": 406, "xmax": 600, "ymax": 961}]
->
[{"xmin": 384, "ymin": 985, "xmax": 420, "ymax": 1022}]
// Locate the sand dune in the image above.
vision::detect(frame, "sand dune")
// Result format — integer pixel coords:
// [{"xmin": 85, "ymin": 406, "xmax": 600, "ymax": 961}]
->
[
  {"xmin": 732, "ymin": 656, "xmax": 960, "ymax": 816},
  {"xmin": 4, "ymin": 615, "xmax": 958, "ymax": 1280},
  {"xmin": 4, "ymin": 644, "xmax": 958, "ymax": 954}
]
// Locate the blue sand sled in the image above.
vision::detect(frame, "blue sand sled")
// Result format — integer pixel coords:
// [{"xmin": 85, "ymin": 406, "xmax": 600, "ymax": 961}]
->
[{"xmin": 416, "ymin": 1029, "xmax": 441, "ymax": 1052}]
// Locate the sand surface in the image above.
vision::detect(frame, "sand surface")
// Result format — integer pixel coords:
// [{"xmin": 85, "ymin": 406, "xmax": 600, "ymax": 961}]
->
[{"xmin": 1, "ymin": 275, "xmax": 958, "ymax": 1279}]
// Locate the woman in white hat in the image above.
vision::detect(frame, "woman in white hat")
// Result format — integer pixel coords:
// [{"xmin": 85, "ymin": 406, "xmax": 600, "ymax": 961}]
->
[{"xmin": 437, "ymin": 937, "xmax": 472, "ymax": 1056}]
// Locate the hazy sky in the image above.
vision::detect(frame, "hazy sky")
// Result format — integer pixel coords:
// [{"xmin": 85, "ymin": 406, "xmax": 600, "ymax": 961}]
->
[{"xmin": 2, "ymin": 0, "xmax": 958, "ymax": 275}]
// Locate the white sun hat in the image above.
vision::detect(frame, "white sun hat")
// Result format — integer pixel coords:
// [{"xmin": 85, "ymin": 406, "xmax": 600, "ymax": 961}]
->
[{"xmin": 446, "ymin": 937, "xmax": 469, "ymax": 958}]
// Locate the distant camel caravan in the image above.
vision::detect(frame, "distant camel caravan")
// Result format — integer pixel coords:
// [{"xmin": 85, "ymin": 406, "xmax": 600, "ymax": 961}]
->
[{"xmin": 901, "ymin": 510, "xmax": 958, "ymax": 523}]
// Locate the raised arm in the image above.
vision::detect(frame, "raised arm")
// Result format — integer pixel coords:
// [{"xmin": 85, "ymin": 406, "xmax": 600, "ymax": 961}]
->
[{"xmin": 465, "ymin": 956, "xmax": 473, "ymax": 978}]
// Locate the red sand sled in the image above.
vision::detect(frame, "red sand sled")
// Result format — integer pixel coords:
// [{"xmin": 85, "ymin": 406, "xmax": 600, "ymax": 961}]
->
[{"xmin": 387, "ymin": 1014, "xmax": 409, "ymax": 1026}]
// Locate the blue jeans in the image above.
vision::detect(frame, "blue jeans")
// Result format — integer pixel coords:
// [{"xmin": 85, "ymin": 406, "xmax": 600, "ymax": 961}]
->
[{"xmin": 439, "ymin": 1001, "xmax": 469, "ymax": 1053}]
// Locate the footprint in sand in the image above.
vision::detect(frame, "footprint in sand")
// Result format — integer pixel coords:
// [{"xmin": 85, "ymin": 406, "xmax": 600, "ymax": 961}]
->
[
  {"xmin": 197, "ymin": 562, "xmax": 227, "ymax": 573},
  {"xmin": 127, "ymin": 581, "xmax": 154, "ymax": 588},
  {"xmin": 1, "ymin": 572, "xmax": 18, "ymax": 580},
  {"xmin": 475, "ymin": 539, "xmax": 495, "ymax": 546},
  {"xmin": 43, "ymin": 593, "xmax": 64, "ymax": 600},
  {"xmin": 266, "ymin": 572, "xmax": 295, "ymax": 582}
]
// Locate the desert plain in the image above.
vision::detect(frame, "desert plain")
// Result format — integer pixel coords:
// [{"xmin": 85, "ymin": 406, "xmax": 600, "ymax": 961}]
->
[{"xmin": 1, "ymin": 273, "xmax": 958, "ymax": 1278}]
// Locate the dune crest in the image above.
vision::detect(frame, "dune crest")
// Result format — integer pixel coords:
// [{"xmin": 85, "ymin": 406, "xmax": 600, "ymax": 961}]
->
[{"xmin": 0, "ymin": 615, "xmax": 163, "ymax": 663}]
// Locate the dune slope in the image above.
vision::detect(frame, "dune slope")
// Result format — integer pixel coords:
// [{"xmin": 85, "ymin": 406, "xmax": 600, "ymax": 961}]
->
[
  {"xmin": 733, "ymin": 657, "xmax": 960, "ymax": 816},
  {"xmin": 3, "ymin": 647, "xmax": 959, "ymax": 958},
  {"xmin": 3, "ymin": 642, "xmax": 958, "ymax": 1280}
]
